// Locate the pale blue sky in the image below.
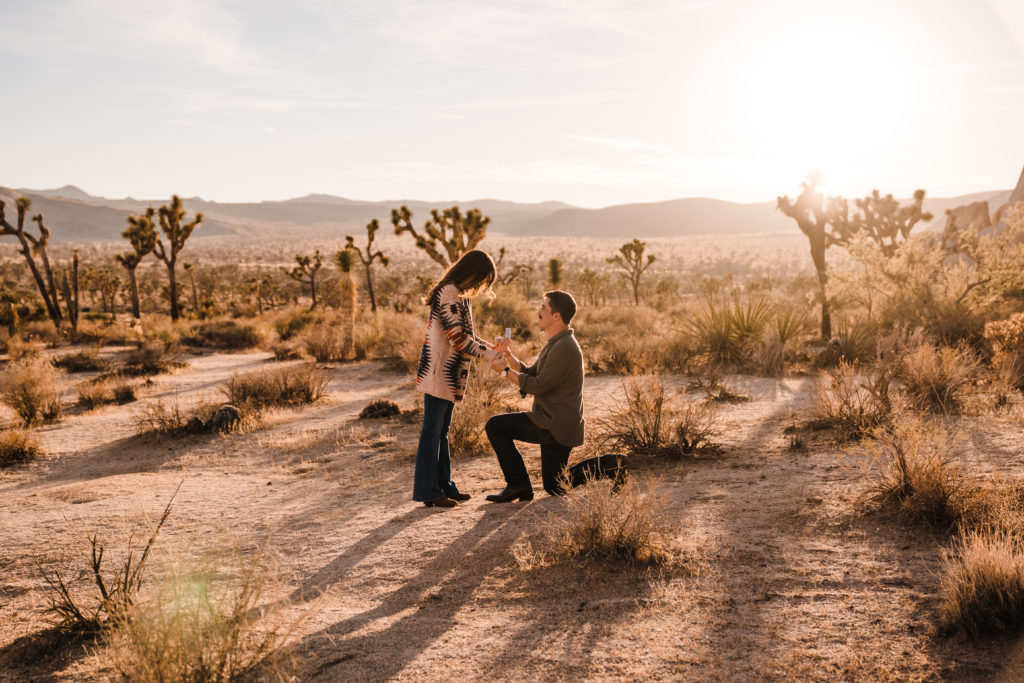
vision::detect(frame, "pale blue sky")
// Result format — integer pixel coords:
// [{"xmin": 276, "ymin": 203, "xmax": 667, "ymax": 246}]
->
[{"xmin": 1, "ymin": 0, "xmax": 1022, "ymax": 206}]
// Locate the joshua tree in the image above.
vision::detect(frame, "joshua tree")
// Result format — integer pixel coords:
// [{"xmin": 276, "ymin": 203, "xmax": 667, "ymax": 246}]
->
[
  {"xmin": 495, "ymin": 247, "xmax": 532, "ymax": 287},
  {"xmin": 81, "ymin": 267, "xmax": 121, "ymax": 317},
  {"xmin": 548, "ymin": 258, "xmax": 563, "ymax": 288},
  {"xmin": 333, "ymin": 248, "xmax": 358, "ymax": 358},
  {"xmin": 116, "ymin": 208, "xmax": 157, "ymax": 319},
  {"xmin": 391, "ymin": 205, "xmax": 490, "ymax": 267},
  {"xmin": 153, "ymin": 195, "xmax": 202, "ymax": 321},
  {"xmin": 183, "ymin": 263, "xmax": 199, "ymax": 314},
  {"xmin": 57, "ymin": 251, "xmax": 80, "ymax": 332},
  {"xmin": 0, "ymin": 198, "xmax": 63, "ymax": 326},
  {"xmin": 778, "ymin": 175, "xmax": 932, "ymax": 339},
  {"xmin": 345, "ymin": 219, "xmax": 389, "ymax": 312},
  {"xmin": 285, "ymin": 250, "xmax": 323, "ymax": 310},
  {"xmin": 607, "ymin": 238, "xmax": 655, "ymax": 305}
]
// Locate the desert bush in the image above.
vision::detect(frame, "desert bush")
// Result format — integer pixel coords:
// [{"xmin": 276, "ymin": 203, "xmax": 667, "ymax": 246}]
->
[
  {"xmin": 538, "ymin": 475, "xmax": 675, "ymax": 565},
  {"xmin": 183, "ymin": 320, "xmax": 262, "ymax": 350},
  {"xmin": 864, "ymin": 413, "xmax": 973, "ymax": 528},
  {"xmin": 939, "ymin": 528, "xmax": 1024, "ymax": 636},
  {"xmin": 671, "ymin": 400, "xmax": 719, "ymax": 455},
  {"xmin": 595, "ymin": 374, "xmax": 667, "ymax": 454},
  {"xmin": 78, "ymin": 380, "xmax": 137, "ymax": 409},
  {"xmin": 985, "ymin": 312, "xmax": 1024, "ymax": 391},
  {"xmin": 301, "ymin": 323, "xmax": 347, "ymax": 362},
  {"xmin": 477, "ymin": 296, "xmax": 537, "ymax": 341},
  {"xmin": 135, "ymin": 399, "xmax": 244, "ymax": 436},
  {"xmin": 273, "ymin": 308, "xmax": 314, "ymax": 340},
  {"xmin": 359, "ymin": 398, "xmax": 401, "ymax": 419},
  {"xmin": 109, "ymin": 546, "xmax": 293, "ymax": 682},
  {"xmin": 118, "ymin": 342, "xmax": 180, "ymax": 377},
  {"xmin": 449, "ymin": 366, "xmax": 522, "ymax": 457},
  {"xmin": 42, "ymin": 486, "xmax": 177, "ymax": 632},
  {"xmin": 811, "ymin": 361, "xmax": 891, "ymax": 439},
  {"xmin": 223, "ymin": 363, "xmax": 328, "ymax": 409},
  {"xmin": 0, "ymin": 429, "xmax": 40, "ymax": 468},
  {"xmin": 900, "ymin": 341, "xmax": 979, "ymax": 413},
  {"xmin": 1, "ymin": 358, "xmax": 62, "ymax": 426},
  {"xmin": 113, "ymin": 381, "xmax": 137, "ymax": 404},
  {"xmin": 269, "ymin": 339, "xmax": 305, "ymax": 361},
  {"xmin": 54, "ymin": 349, "xmax": 109, "ymax": 373},
  {"xmin": 688, "ymin": 369, "xmax": 749, "ymax": 404},
  {"xmin": 21, "ymin": 320, "xmax": 62, "ymax": 346},
  {"xmin": 587, "ymin": 335, "xmax": 663, "ymax": 374}
]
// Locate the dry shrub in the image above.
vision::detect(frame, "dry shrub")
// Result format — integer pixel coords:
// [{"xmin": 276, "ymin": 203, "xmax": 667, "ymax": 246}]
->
[
  {"xmin": 688, "ymin": 369, "xmax": 749, "ymax": 404},
  {"xmin": 183, "ymin": 320, "xmax": 263, "ymax": 350},
  {"xmin": 672, "ymin": 400, "xmax": 719, "ymax": 455},
  {"xmin": 109, "ymin": 546, "xmax": 293, "ymax": 682},
  {"xmin": 359, "ymin": 398, "xmax": 401, "ymax": 419},
  {"xmin": 587, "ymin": 335, "xmax": 664, "ymax": 375},
  {"xmin": 939, "ymin": 528, "xmax": 1024, "ymax": 635},
  {"xmin": 900, "ymin": 341, "xmax": 978, "ymax": 413},
  {"xmin": 985, "ymin": 312, "xmax": 1024, "ymax": 392},
  {"xmin": 864, "ymin": 413, "xmax": 973, "ymax": 528},
  {"xmin": 811, "ymin": 361, "xmax": 891, "ymax": 439},
  {"xmin": 0, "ymin": 429, "xmax": 40, "ymax": 468},
  {"xmin": 78, "ymin": 379, "xmax": 138, "ymax": 410},
  {"xmin": 525, "ymin": 475, "xmax": 675, "ymax": 565},
  {"xmin": 223, "ymin": 362, "xmax": 328, "ymax": 409},
  {"xmin": 273, "ymin": 308, "xmax": 314, "ymax": 340},
  {"xmin": 449, "ymin": 366, "xmax": 522, "ymax": 457},
  {"xmin": 301, "ymin": 323, "xmax": 348, "ymax": 362},
  {"xmin": 54, "ymin": 349, "xmax": 109, "ymax": 373},
  {"xmin": 21, "ymin": 320, "xmax": 62, "ymax": 346},
  {"xmin": 1, "ymin": 358, "xmax": 62, "ymax": 426},
  {"xmin": 595, "ymin": 374, "xmax": 667, "ymax": 454},
  {"xmin": 113, "ymin": 382, "xmax": 138, "ymax": 404},
  {"xmin": 118, "ymin": 342, "xmax": 180, "ymax": 377},
  {"xmin": 269, "ymin": 339, "xmax": 305, "ymax": 361},
  {"xmin": 42, "ymin": 486, "xmax": 177, "ymax": 633}
]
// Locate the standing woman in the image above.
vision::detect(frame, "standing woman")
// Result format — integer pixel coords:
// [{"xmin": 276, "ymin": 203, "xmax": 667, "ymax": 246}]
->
[{"xmin": 414, "ymin": 249, "xmax": 506, "ymax": 508}]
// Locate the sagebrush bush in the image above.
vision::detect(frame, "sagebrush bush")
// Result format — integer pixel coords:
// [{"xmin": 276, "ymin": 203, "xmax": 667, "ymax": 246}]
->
[
  {"xmin": 110, "ymin": 546, "xmax": 292, "ymax": 682},
  {"xmin": 54, "ymin": 349, "xmax": 109, "ymax": 373},
  {"xmin": 900, "ymin": 341, "xmax": 978, "ymax": 413},
  {"xmin": 1, "ymin": 358, "xmax": 62, "ymax": 426},
  {"xmin": 865, "ymin": 413, "xmax": 972, "ymax": 527},
  {"xmin": 538, "ymin": 475, "xmax": 675, "ymax": 565},
  {"xmin": 0, "ymin": 429, "xmax": 40, "ymax": 468},
  {"xmin": 939, "ymin": 528, "xmax": 1024, "ymax": 635},
  {"xmin": 183, "ymin": 320, "xmax": 263, "ymax": 350},
  {"xmin": 672, "ymin": 400, "xmax": 718, "ymax": 455},
  {"xmin": 595, "ymin": 375, "xmax": 667, "ymax": 454},
  {"xmin": 223, "ymin": 363, "xmax": 328, "ymax": 409},
  {"xmin": 811, "ymin": 361, "xmax": 891, "ymax": 439}
]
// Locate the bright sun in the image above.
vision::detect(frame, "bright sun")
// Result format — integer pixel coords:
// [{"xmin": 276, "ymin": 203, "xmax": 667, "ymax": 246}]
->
[{"xmin": 734, "ymin": 18, "xmax": 917, "ymax": 192}]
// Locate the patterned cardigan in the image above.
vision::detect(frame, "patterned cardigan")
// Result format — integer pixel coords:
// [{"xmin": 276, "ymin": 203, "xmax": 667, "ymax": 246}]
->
[{"xmin": 416, "ymin": 284, "xmax": 502, "ymax": 403}]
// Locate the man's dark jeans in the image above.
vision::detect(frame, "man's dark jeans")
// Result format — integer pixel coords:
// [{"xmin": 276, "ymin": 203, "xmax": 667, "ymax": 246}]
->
[{"xmin": 485, "ymin": 412, "xmax": 572, "ymax": 496}]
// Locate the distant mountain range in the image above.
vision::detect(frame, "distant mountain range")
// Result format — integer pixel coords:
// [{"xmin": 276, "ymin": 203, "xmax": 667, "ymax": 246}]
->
[{"xmin": 0, "ymin": 183, "xmax": 1015, "ymax": 243}]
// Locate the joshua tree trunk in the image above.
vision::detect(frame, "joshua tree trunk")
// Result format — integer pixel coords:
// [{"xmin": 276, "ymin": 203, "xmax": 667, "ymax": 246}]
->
[
  {"xmin": 127, "ymin": 268, "xmax": 141, "ymax": 319},
  {"xmin": 167, "ymin": 262, "xmax": 180, "ymax": 321}
]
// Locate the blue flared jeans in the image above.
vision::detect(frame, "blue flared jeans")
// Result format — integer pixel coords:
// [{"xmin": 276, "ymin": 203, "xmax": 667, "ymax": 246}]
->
[{"xmin": 412, "ymin": 393, "xmax": 462, "ymax": 502}]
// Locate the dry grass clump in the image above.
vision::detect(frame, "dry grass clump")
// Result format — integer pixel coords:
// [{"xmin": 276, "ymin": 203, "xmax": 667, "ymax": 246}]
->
[
  {"xmin": 42, "ymin": 486, "xmax": 176, "ymax": 633},
  {"xmin": 109, "ymin": 546, "xmax": 293, "ymax": 683},
  {"xmin": 301, "ymin": 323, "xmax": 349, "ymax": 362},
  {"xmin": 811, "ymin": 361, "xmax": 893, "ymax": 440},
  {"xmin": 273, "ymin": 308, "xmax": 314, "ymax": 340},
  {"xmin": 54, "ymin": 349, "xmax": 109, "ymax": 373},
  {"xmin": 985, "ymin": 312, "xmax": 1024, "ymax": 392},
  {"xmin": 1, "ymin": 357, "xmax": 62, "ymax": 426},
  {"xmin": 0, "ymin": 429, "xmax": 40, "ymax": 468},
  {"xmin": 135, "ymin": 399, "xmax": 245, "ymax": 436},
  {"xmin": 449, "ymin": 366, "xmax": 522, "ymax": 457},
  {"xmin": 864, "ymin": 413, "xmax": 973, "ymax": 528},
  {"xmin": 222, "ymin": 362, "xmax": 328, "ymax": 410},
  {"xmin": 899, "ymin": 341, "xmax": 979, "ymax": 413},
  {"xmin": 77, "ymin": 379, "xmax": 137, "ymax": 410},
  {"xmin": 520, "ymin": 475, "xmax": 676, "ymax": 566},
  {"xmin": 269, "ymin": 339, "xmax": 305, "ymax": 361},
  {"xmin": 182, "ymin": 320, "xmax": 263, "ymax": 350},
  {"xmin": 672, "ymin": 400, "xmax": 719, "ymax": 455},
  {"xmin": 939, "ymin": 528, "xmax": 1024, "ymax": 636},
  {"xmin": 359, "ymin": 398, "xmax": 401, "ymax": 419},
  {"xmin": 595, "ymin": 374, "xmax": 668, "ymax": 454},
  {"xmin": 117, "ymin": 342, "xmax": 181, "ymax": 377}
]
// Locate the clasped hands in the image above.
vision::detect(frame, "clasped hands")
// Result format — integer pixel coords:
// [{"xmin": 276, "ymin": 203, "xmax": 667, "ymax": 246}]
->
[{"xmin": 489, "ymin": 337, "xmax": 520, "ymax": 384}]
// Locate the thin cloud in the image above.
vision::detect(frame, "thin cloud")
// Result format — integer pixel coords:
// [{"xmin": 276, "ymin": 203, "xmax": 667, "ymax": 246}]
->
[{"xmin": 565, "ymin": 134, "xmax": 672, "ymax": 154}]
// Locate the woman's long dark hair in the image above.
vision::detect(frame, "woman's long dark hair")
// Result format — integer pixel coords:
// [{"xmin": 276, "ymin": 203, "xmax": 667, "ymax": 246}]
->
[{"xmin": 424, "ymin": 249, "xmax": 497, "ymax": 305}]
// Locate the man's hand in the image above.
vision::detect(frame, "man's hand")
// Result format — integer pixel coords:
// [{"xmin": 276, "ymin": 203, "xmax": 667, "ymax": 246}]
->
[{"xmin": 489, "ymin": 356, "xmax": 506, "ymax": 373}]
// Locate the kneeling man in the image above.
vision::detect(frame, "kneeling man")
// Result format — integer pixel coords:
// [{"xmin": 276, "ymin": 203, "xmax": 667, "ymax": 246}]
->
[{"xmin": 486, "ymin": 290, "xmax": 624, "ymax": 502}]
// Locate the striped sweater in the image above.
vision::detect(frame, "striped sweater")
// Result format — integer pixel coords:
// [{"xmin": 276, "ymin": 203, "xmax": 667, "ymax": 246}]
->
[{"xmin": 416, "ymin": 284, "xmax": 502, "ymax": 403}]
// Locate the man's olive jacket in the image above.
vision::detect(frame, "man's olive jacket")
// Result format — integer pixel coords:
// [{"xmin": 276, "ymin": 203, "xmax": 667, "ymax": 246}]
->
[{"xmin": 517, "ymin": 328, "xmax": 585, "ymax": 447}]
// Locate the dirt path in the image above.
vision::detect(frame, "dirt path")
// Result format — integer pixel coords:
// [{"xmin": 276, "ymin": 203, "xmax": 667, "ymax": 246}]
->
[{"xmin": 2, "ymin": 355, "xmax": 1023, "ymax": 680}]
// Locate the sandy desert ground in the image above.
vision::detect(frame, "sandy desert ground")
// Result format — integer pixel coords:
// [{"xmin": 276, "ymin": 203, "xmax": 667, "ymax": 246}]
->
[{"xmin": 2, "ymin": 350, "xmax": 1024, "ymax": 681}]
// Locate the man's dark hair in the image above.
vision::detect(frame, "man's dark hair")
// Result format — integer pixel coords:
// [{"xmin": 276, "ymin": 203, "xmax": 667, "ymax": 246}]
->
[{"xmin": 545, "ymin": 290, "xmax": 577, "ymax": 325}]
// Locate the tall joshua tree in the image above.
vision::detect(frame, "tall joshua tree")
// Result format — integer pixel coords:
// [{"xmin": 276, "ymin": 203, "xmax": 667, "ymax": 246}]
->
[
  {"xmin": 607, "ymin": 238, "xmax": 655, "ymax": 306},
  {"xmin": 345, "ymin": 219, "xmax": 389, "ymax": 312},
  {"xmin": 285, "ymin": 250, "xmax": 323, "ymax": 310},
  {"xmin": 778, "ymin": 174, "xmax": 931, "ymax": 339},
  {"xmin": 333, "ymin": 248, "xmax": 358, "ymax": 358},
  {"xmin": 116, "ymin": 207, "xmax": 157, "ymax": 319},
  {"xmin": 0, "ymin": 198, "xmax": 63, "ymax": 326},
  {"xmin": 391, "ymin": 205, "xmax": 490, "ymax": 267},
  {"xmin": 153, "ymin": 195, "xmax": 202, "ymax": 321}
]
